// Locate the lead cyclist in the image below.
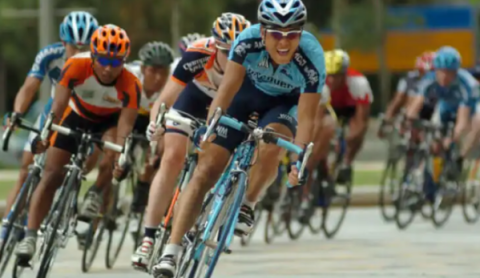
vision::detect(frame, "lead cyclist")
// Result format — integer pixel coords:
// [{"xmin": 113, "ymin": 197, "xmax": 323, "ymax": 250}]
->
[
  {"xmin": 1, "ymin": 11, "xmax": 98, "ymax": 243},
  {"xmin": 153, "ymin": 0, "xmax": 326, "ymax": 276}
]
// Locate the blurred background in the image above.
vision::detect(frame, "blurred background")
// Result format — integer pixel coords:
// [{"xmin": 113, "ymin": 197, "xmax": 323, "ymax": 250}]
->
[{"xmin": 0, "ymin": 0, "xmax": 479, "ymax": 166}]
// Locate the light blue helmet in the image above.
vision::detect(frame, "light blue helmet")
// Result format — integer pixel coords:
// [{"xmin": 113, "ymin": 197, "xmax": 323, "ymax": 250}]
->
[
  {"xmin": 257, "ymin": 0, "xmax": 307, "ymax": 28},
  {"xmin": 433, "ymin": 46, "xmax": 461, "ymax": 70},
  {"xmin": 60, "ymin": 11, "xmax": 99, "ymax": 46}
]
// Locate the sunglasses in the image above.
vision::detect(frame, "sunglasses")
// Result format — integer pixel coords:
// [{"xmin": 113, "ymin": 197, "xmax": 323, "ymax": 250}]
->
[
  {"xmin": 95, "ymin": 56, "xmax": 124, "ymax": 67},
  {"xmin": 266, "ymin": 29, "xmax": 302, "ymax": 40},
  {"xmin": 215, "ymin": 44, "xmax": 231, "ymax": 54}
]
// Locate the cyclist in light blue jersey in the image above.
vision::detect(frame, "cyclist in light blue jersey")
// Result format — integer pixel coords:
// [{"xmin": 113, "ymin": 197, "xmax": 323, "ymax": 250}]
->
[
  {"xmin": 1, "ymin": 11, "xmax": 98, "ymax": 242},
  {"xmin": 407, "ymin": 46, "xmax": 480, "ymax": 178},
  {"xmin": 153, "ymin": 0, "xmax": 325, "ymax": 276}
]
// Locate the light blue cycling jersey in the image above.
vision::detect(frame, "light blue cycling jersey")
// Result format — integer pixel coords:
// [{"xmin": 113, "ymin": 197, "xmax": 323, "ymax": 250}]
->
[
  {"xmin": 229, "ymin": 24, "xmax": 326, "ymax": 97},
  {"xmin": 416, "ymin": 68, "xmax": 480, "ymax": 116},
  {"xmin": 28, "ymin": 42, "xmax": 66, "ymax": 97}
]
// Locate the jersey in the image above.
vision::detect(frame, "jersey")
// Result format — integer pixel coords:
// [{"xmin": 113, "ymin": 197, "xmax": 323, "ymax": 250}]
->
[
  {"xmin": 27, "ymin": 42, "xmax": 66, "ymax": 97},
  {"xmin": 170, "ymin": 37, "xmax": 223, "ymax": 98},
  {"xmin": 58, "ymin": 52, "xmax": 141, "ymax": 121},
  {"xmin": 416, "ymin": 68, "xmax": 479, "ymax": 115},
  {"xmin": 229, "ymin": 24, "xmax": 326, "ymax": 97},
  {"xmin": 396, "ymin": 70, "xmax": 422, "ymax": 96},
  {"xmin": 322, "ymin": 68, "xmax": 373, "ymax": 108},
  {"xmin": 125, "ymin": 62, "xmax": 160, "ymax": 116}
]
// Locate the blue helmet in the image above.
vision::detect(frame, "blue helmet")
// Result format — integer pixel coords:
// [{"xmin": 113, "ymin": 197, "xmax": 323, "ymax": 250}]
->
[
  {"xmin": 433, "ymin": 46, "xmax": 461, "ymax": 70},
  {"xmin": 258, "ymin": 0, "xmax": 307, "ymax": 28},
  {"xmin": 60, "ymin": 11, "xmax": 99, "ymax": 46}
]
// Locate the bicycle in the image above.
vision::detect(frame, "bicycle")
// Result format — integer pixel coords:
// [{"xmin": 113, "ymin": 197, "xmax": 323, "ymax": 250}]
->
[
  {"xmin": 15, "ymin": 112, "xmax": 129, "ymax": 278},
  {"xmin": 175, "ymin": 108, "xmax": 313, "ymax": 278},
  {"xmin": 131, "ymin": 104, "xmax": 203, "ymax": 274},
  {"xmin": 462, "ymin": 156, "xmax": 480, "ymax": 223},
  {"xmin": 377, "ymin": 113, "xmax": 406, "ymax": 222},
  {"xmin": 0, "ymin": 113, "xmax": 46, "ymax": 278}
]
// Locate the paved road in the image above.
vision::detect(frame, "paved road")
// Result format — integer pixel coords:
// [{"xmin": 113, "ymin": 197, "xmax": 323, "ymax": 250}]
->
[{"xmin": 7, "ymin": 207, "xmax": 480, "ymax": 278}]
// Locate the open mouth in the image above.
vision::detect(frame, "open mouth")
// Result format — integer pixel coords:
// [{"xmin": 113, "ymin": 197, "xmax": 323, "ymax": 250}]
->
[{"xmin": 277, "ymin": 48, "xmax": 289, "ymax": 56}]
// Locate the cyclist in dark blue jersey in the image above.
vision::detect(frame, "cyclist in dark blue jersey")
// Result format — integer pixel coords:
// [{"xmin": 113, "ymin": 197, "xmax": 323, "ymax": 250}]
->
[{"xmin": 153, "ymin": 0, "xmax": 326, "ymax": 276}]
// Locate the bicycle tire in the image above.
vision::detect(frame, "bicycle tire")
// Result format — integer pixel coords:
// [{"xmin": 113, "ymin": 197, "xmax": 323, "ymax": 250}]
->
[
  {"xmin": 0, "ymin": 171, "xmax": 39, "ymax": 277},
  {"xmin": 36, "ymin": 170, "xmax": 79, "ymax": 278},
  {"xmin": 285, "ymin": 189, "xmax": 305, "ymax": 240},
  {"xmin": 322, "ymin": 181, "xmax": 352, "ymax": 239},
  {"xmin": 105, "ymin": 183, "xmax": 131, "ymax": 269},
  {"xmin": 81, "ymin": 218, "xmax": 105, "ymax": 273},
  {"xmin": 307, "ymin": 173, "xmax": 323, "ymax": 235},
  {"xmin": 431, "ymin": 181, "xmax": 457, "ymax": 228},
  {"xmin": 204, "ymin": 173, "xmax": 247, "ymax": 278},
  {"xmin": 379, "ymin": 159, "xmax": 398, "ymax": 222},
  {"xmin": 461, "ymin": 161, "xmax": 480, "ymax": 224}
]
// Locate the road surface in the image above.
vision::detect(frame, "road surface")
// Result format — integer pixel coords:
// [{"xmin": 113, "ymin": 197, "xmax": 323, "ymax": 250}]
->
[{"xmin": 6, "ymin": 207, "xmax": 480, "ymax": 278}]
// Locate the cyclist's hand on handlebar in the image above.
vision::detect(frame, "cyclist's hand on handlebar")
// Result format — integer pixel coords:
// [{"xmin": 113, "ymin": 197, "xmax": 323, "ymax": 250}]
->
[
  {"xmin": 288, "ymin": 164, "xmax": 308, "ymax": 187},
  {"xmin": 30, "ymin": 136, "xmax": 50, "ymax": 154},
  {"xmin": 146, "ymin": 121, "xmax": 164, "ymax": 141},
  {"xmin": 443, "ymin": 137, "xmax": 453, "ymax": 150},
  {"xmin": 113, "ymin": 162, "xmax": 126, "ymax": 180}
]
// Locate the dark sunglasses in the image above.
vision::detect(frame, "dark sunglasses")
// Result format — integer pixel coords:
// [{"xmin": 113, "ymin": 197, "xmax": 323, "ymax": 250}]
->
[
  {"xmin": 266, "ymin": 29, "xmax": 302, "ymax": 40},
  {"xmin": 95, "ymin": 56, "xmax": 124, "ymax": 67}
]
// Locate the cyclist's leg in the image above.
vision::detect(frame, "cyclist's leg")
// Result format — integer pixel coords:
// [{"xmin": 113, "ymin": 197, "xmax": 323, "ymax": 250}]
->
[
  {"xmin": 461, "ymin": 103, "xmax": 479, "ymax": 159},
  {"xmin": 80, "ymin": 126, "xmax": 118, "ymax": 219},
  {"xmin": 83, "ymin": 145, "xmax": 101, "ymax": 175},
  {"xmin": 15, "ymin": 109, "xmax": 81, "ymax": 260},
  {"xmin": 135, "ymin": 83, "xmax": 212, "ymax": 265}
]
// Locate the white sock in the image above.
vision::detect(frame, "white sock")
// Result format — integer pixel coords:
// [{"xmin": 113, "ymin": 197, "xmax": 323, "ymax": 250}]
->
[
  {"xmin": 243, "ymin": 198, "xmax": 256, "ymax": 209},
  {"xmin": 163, "ymin": 243, "xmax": 182, "ymax": 257}
]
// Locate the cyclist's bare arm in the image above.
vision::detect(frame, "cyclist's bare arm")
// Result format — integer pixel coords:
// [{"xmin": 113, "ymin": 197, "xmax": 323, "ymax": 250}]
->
[
  {"xmin": 454, "ymin": 105, "xmax": 471, "ymax": 142},
  {"xmin": 150, "ymin": 80, "xmax": 185, "ymax": 122},
  {"xmin": 295, "ymin": 93, "xmax": 321, "ymax": 150},
  {"xmin": 13, "ymin": 77, "xmax": 42, "ymax": 114},
  {"xmin": 116, "ymin": 107, "xmax": 138, "ymax": 147},
  {"xmin": 51, "ymin": 83, "xmax": 72, "ymax": 124},
  {"xmin": 207, "ymin": 61, "xmax": 245, "ymax": 121},
  {"xmin": 384, "ymin": 91, "xmax": 407, "ymax": 120},
  {"xmin": 348, "ymin": 104, "xmax": 370, "ymax": 141},
  {"xmin": 406, "ymin": 95, "xmax": 424, "ymax": 119}
]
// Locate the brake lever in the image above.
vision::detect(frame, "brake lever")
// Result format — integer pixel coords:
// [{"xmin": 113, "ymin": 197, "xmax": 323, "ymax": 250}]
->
[
  {"xmin": 297, "ymin": 142, "xmax": 314, "ymax": 181},
  {"xmin": 203, "ymin": 107, "xmax": 222, "ymax": 143}
]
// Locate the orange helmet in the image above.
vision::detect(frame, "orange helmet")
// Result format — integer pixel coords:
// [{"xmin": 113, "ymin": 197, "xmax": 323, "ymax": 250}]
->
[{"xmin": 90, "ymin": 24, "xmax": 131, "ymax": 59}]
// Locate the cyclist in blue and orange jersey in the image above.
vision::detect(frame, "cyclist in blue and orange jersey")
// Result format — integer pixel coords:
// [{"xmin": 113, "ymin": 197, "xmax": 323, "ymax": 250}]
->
[
  {"xmin": 153, "ymin": 0, "xmax": 326, "ymax": 276},
  {"xmin": 15, "ymin": 24, "xmax": 141, "ymax": 261},
  {"xmin": 407, "ymin": 46, "xmax": 480, "ymax": 180},
  {"xmin": 1, "ymin": 11, "xmax": 98, "ymax": 243},
  {"xmin": 170, "ymin": 33, "xmax": 206, "ymax": 73},
  {"xmin": 131, "ymin": 13, "xmax": 250, "ymax": 270}
]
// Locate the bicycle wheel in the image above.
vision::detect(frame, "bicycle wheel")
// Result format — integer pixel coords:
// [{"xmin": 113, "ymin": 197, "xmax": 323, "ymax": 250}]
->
[
  {"xmin": 431, "ymin": 179, "xmax": 458, "ymax": 228},
  {"xmin": 105, "ymin": 182, "xmax": 131, "ymax": 269},
  {"xmin": 81, "ymin": 218, "xmax": 106, "ymax": 273},
  {"xmin": 379, "ymin": 159, "xmax": 399, "ymax": 222},
  {"xmin": 307, "ymin": 172, "xmax": 324, "ymax": 235},
  {"xmin": 263, "ymin": 197, "xmax": 287, "ymax": 244},
  {"xmin": 36, "ymin": 171, "xmax": 79, "ymax": 278},
  {"xmin": 0, "ymin": 171, "xmax": 39, "ymax": 277},
  {"xmin": 240, "ymin": 204, "xmax": 262, "ymax": 247},
  {"xmin": 322, "ymin": 181, "xmax": 352, "ymax": 239},
  {"xmin": 285, "ymin": 188, "xmax": 305, "ymax": 240},
  {"xmin": 204, "ymin": 173, "xmax": 247, "ymax": 278}
]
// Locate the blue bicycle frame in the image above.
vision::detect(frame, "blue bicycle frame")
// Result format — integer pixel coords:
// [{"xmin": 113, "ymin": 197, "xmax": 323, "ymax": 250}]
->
[{"xmin": 190, "ymin": 114, "xmax": 307, "ymax": 278}]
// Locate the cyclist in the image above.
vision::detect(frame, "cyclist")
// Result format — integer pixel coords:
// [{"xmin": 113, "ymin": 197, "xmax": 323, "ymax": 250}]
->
[
  {"xmin": 14, "ymin": 24, "xmax": 141, "ymax": 261},
  {"xmin": 314, "ymin": 49, "xmax": 373, "ymax": 185},
  {"xmin": 153, "ymin": 0, "xmax": 326, "ymax": 276},
  {"xmin": 407, "ymin": 46, "xmax": 479, "ymax": 180},
  {"xmin": 131, "ymin": 13, "xmax": 250, "ymax": 269},
  {"xmin": 170, "ymin": 33, "xmax": 206, "ymax": 72},
  {"xmin": 383, "ymin": 51, "xmax": 435, "ymax": 123},
  {"xmin": 1, "ymin": 11, "xmax": 98, "ymax": 242}
]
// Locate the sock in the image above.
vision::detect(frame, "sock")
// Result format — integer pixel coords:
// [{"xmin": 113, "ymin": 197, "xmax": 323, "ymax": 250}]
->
[
  {"xmin": 144, "ymin": 226, "xmax": 157, "ymax": 238},
  {"xmin": 26, "ymin": 229, "xmax": 38, "ymax": 239},
  {"xmin": 242, "ymin": 198, "xmax": 255, "ymax": 209},
  {"xmin": 163, "ymin": 243, "xmax": 182, "ymax": 257}
]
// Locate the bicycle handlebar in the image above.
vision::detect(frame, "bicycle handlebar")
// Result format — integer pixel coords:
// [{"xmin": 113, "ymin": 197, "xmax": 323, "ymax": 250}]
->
[
  {"xmin": 2, "ymin": 113, "xmax": 40, "ymax": 152},
  {"xmin": 204, "ymin": 107, "xmax": 314, "ymax": 183}
]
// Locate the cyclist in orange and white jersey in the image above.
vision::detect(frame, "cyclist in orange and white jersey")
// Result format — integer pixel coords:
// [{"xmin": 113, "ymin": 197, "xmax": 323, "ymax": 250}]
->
[
  {"xmin": 309, "ymin": 49, "xmax": 373, "ymax": 192},
  {"xmin": 15, "ymin": 24, "xmax": 141, "ymax": 261},
  {"xmin": 131, "ymin": 13, "xmax": 250, "ymax": 269}
]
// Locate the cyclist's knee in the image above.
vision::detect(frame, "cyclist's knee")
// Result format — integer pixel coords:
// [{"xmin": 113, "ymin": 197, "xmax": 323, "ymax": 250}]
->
[
  {"xmin": 259, "ymin": 141, "xmax": 284, "ymax": 161},
  {"xmin": 194, "ymin": 157, "xmax": 225, "ymax": 190},
  {"xmin": 98, "ymin": 150, "xmax": 115, "ymax": 172},
  {"xmin": 162, "ymin": 144, "xmax": 185, "ymax": 170}
]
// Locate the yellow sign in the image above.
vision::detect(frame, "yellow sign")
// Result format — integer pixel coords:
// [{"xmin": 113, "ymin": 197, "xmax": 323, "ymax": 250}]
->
[{"xmin": 319, "ymin": 30, "xmax": 475, "ymax": 72}]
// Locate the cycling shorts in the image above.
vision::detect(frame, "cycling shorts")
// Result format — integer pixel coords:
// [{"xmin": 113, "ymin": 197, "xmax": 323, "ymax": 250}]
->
[
  {"xmin": 24, "ymin": 98, "xmax": 53, "ymax": 153},
  {"xmin": 331, "ymin": 106, "xmax": 356, "ymax": 123},
  {"xmin": 166, "ymin": 81, "xmax": 212, "ymax": 137},
  {"xmin": 212, "ymin": 78, "xmax": 298, "ymax": 153},
  {"xmin": 133, "ymin": 114, "xmax": 150, "ymax": 134},
  {"xmin": 50, "ymin": 107, "xmax": 119, "ymax": 154}
]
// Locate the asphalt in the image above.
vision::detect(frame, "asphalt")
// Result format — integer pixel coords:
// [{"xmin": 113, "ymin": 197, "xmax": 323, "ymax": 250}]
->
[{"xmin": 3, "ymin": 207, "xmax": 479, "ymax": 278}]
